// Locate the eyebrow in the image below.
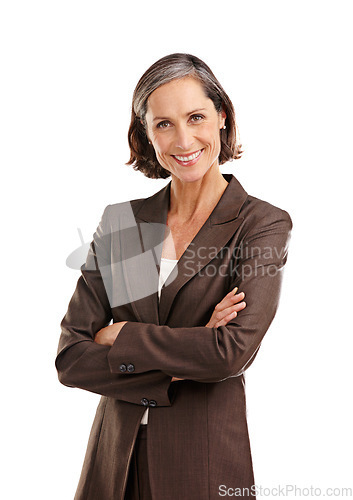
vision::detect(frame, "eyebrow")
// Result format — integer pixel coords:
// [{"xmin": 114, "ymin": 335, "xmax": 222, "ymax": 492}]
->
[{"xmin": 152, "ymin": 108, "xmax": 207, "ymax": 123}]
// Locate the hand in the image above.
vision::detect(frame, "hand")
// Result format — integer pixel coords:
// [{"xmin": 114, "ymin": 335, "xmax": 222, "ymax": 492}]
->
[
  {"xmin": 206, "ymin": 286, "xmax": 246, "ymax": 328},
  {"xmin": 94, "ymin": 321, "xmax": 128, "ymax": 346}
]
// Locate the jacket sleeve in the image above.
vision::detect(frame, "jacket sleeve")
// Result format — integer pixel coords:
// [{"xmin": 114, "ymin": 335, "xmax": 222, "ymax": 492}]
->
[
  {"xmin": 55, "ymin": 205, "xmax": 173, "ymax": 406},
  {"xmin": 107, "ymin": 209, "xmax": 293, "ymax": 383}
]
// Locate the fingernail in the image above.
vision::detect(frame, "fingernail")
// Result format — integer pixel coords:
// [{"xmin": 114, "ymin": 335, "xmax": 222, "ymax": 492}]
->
[{"xmin": 232, "ymin": 286, "xmax": 238, "ymax": 294}]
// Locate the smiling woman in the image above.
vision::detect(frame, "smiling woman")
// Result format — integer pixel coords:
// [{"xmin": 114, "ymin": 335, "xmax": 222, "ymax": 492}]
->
[
  {"xmin": 56, "ymin": 53, "xmax": 293, "ymax": 500},
  {"xmin": 127, "ymin": 52, "xmax": 243, "ymax": 180},
  {"xmin": 143, "ymin": 77, "xmax": 226, "ymax": 183}
]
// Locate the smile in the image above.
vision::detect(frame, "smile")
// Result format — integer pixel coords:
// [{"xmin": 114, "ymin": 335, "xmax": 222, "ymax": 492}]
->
[{"xmin": 172, "ymin": 149, "xmax": 204, "ymax": 165}]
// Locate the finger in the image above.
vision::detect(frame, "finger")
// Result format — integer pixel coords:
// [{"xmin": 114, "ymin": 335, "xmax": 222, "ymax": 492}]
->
[
  {"xmin": 232, "ymin": 300, "xmax": 246, "ymax": 311},
  {"xmin": 215, "ymin": 292, "xmax": 245, "ymax": 312},
  {"xmin": 226, "ymin": 287, "xmax": 246, "ymax": 302},
  {"xmin": 219, "ymin": 301, "xmax": 247, "ymax": 319},
  {"xmin": 215, "ymin": 302, "xmax": 246, "ymax": 323},
  {"xmin": 215, "ymin": 310, "xmax": 238, "ymax": 327},
  {"xmin": 225, "ymin": 286, "xmax": 241, "ymax": 298},
  {"xmin": 230, "ymin": 292, "xmax": 246, "ymax": 304}
]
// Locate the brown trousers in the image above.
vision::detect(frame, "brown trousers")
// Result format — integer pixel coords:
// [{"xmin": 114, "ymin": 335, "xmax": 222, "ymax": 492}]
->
[{"xmin": 124, "ymin": 425, "xmax": 153, "ymax": 500}]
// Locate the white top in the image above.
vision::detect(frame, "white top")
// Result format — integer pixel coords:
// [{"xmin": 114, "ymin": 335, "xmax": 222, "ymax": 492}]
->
[{"xmin": 140, "ymin": 257, "xmax": 178, "ymax": 425}]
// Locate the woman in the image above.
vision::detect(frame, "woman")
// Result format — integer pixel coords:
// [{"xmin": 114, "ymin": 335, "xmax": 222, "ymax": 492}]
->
[{"xmin": 56, "ymin": 53, "xmax": 292, "ymax": 500}]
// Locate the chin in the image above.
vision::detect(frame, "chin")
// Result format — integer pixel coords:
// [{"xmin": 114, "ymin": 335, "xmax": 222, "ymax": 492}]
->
[{"xmin": 172, "ymin": 168, "xmax": 209, "ymax": 184}]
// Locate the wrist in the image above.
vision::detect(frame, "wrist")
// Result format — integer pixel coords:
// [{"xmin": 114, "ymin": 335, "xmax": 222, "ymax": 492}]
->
[{"xmin": 110, "ymin": 321, "xmax": 128, "ymax": 345}]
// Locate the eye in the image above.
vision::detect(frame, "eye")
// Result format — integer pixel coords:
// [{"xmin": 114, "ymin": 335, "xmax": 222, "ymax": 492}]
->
[
  {"xmin": 190, "ymin": 114, "xmax": 204, "ymax": 123},
  {"xmin": 156, "ymin": 121, "xmax": 170, "ymax": 129}
]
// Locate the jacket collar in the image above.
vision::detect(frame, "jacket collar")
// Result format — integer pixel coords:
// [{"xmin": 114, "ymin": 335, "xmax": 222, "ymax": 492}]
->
[{"xmin": 134, "ymin": 173, "xmax": 248, "ymax": 226}]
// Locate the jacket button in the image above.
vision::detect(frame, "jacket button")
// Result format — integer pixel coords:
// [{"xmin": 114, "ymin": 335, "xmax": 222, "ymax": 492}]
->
[
  {"xmin": 141, "ymin": 398, "xmax": 149, "ymax": 406},
  {"xmin": 119, "ymin": 364, "xmax": 127, "ymax": 372},
  {"xmin": 127, "ymin": 363, "xmax": 135, "ymax": 373},
  {"xmin": 149, "ymin": 400, "xmax": 157, "ymax": 407}
]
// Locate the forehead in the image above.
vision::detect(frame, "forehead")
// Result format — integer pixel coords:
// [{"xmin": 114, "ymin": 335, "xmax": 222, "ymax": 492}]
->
[{"xmin": 146, "ymin": 77, "xmax": 212, "ymax": 117}]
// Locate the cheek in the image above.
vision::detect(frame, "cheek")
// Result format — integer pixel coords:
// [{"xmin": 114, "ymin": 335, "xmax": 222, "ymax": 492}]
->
[
  {"xmin": 203, "ymin": 127, "xmax": 221, "ymax": 151},
  {"xmin": 153, "ymin": 136, "xmax": 170, "ymax": 156},
  {"xmin": 201, "ymin": 123, "xmax": 219, "ymax": 140}
]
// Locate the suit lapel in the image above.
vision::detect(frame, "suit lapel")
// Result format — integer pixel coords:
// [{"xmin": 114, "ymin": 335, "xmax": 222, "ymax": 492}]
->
[{"xmin": 125, "ymin": 173, "xmax": 248, "ymax": 325}]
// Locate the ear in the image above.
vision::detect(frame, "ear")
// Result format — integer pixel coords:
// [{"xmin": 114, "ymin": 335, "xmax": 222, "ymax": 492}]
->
[{"xmin": 219, "ymin": 108, "xmax": 227, "ymax": 129}]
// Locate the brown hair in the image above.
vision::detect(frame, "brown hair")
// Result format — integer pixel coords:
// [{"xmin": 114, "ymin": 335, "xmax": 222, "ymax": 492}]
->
[{"xmin": 126, "ymin": 53, "xmax": 243, "ymax": 179}]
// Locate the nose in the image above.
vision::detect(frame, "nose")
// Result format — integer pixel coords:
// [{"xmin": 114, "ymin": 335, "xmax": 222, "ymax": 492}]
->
[{"xmin": 174, "ymin": 124, "xmax": 194, "ymax": 151}]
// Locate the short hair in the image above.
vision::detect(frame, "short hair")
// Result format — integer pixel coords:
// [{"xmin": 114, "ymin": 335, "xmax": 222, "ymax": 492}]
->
[{"xmin": 126, "ymin": 53, "xmax": 243, "ymax": 179}]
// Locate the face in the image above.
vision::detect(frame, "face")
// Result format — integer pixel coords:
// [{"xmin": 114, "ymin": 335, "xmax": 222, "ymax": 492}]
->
[{"xmin": 144, "ymin": 76, "xmax": 226, "ymax": 183}]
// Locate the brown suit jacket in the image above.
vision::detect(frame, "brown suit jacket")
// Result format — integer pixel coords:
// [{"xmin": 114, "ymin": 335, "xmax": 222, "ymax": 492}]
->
[{"xmin": 55, "ymin": 173, "xmax": 293, "ymax": 500}]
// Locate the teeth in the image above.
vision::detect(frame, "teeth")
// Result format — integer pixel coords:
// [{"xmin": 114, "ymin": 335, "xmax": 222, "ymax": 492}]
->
[{"xmin": 174, "ymin": 150, "xmax": 202, "ymax": 162}]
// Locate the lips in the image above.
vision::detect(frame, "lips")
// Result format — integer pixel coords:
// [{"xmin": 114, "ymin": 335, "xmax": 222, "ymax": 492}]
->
[{"xmin": 172, "ymin": 148, "xmax": 204, "ymax": 166}]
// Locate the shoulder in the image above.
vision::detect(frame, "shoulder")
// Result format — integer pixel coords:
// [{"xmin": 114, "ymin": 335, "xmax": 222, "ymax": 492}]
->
[
  {"xmin": 224, "ymin": 174, "xmax": 293, "ymax": 232},
  {"xmin": 99, "ymin": 196, "xmax": 147, "ymax": 231},
  {"xmin": 239, "ymin": 193, "xmax": 293, "ymax": 239}
]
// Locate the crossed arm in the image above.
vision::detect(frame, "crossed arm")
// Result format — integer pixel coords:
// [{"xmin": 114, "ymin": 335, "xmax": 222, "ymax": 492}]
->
[
  {"xmin": 94, "ymin": 286, "xmax": 246, "ymax": 382},
  {"xmin": 55, "ymin": 208, "xmax": 292, "ymax": 404}
]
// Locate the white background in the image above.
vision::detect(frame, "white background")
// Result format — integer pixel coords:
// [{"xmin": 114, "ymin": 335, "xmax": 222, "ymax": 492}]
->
[{"xmin": 1, "ymin": 1, "xmax": 352, "ymax": 498}]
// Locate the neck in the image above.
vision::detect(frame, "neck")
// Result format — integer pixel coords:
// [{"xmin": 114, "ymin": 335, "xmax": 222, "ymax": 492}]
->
[{"xmin": 168, "ymin": 165, "xmax": 229, "ymax": 222}]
